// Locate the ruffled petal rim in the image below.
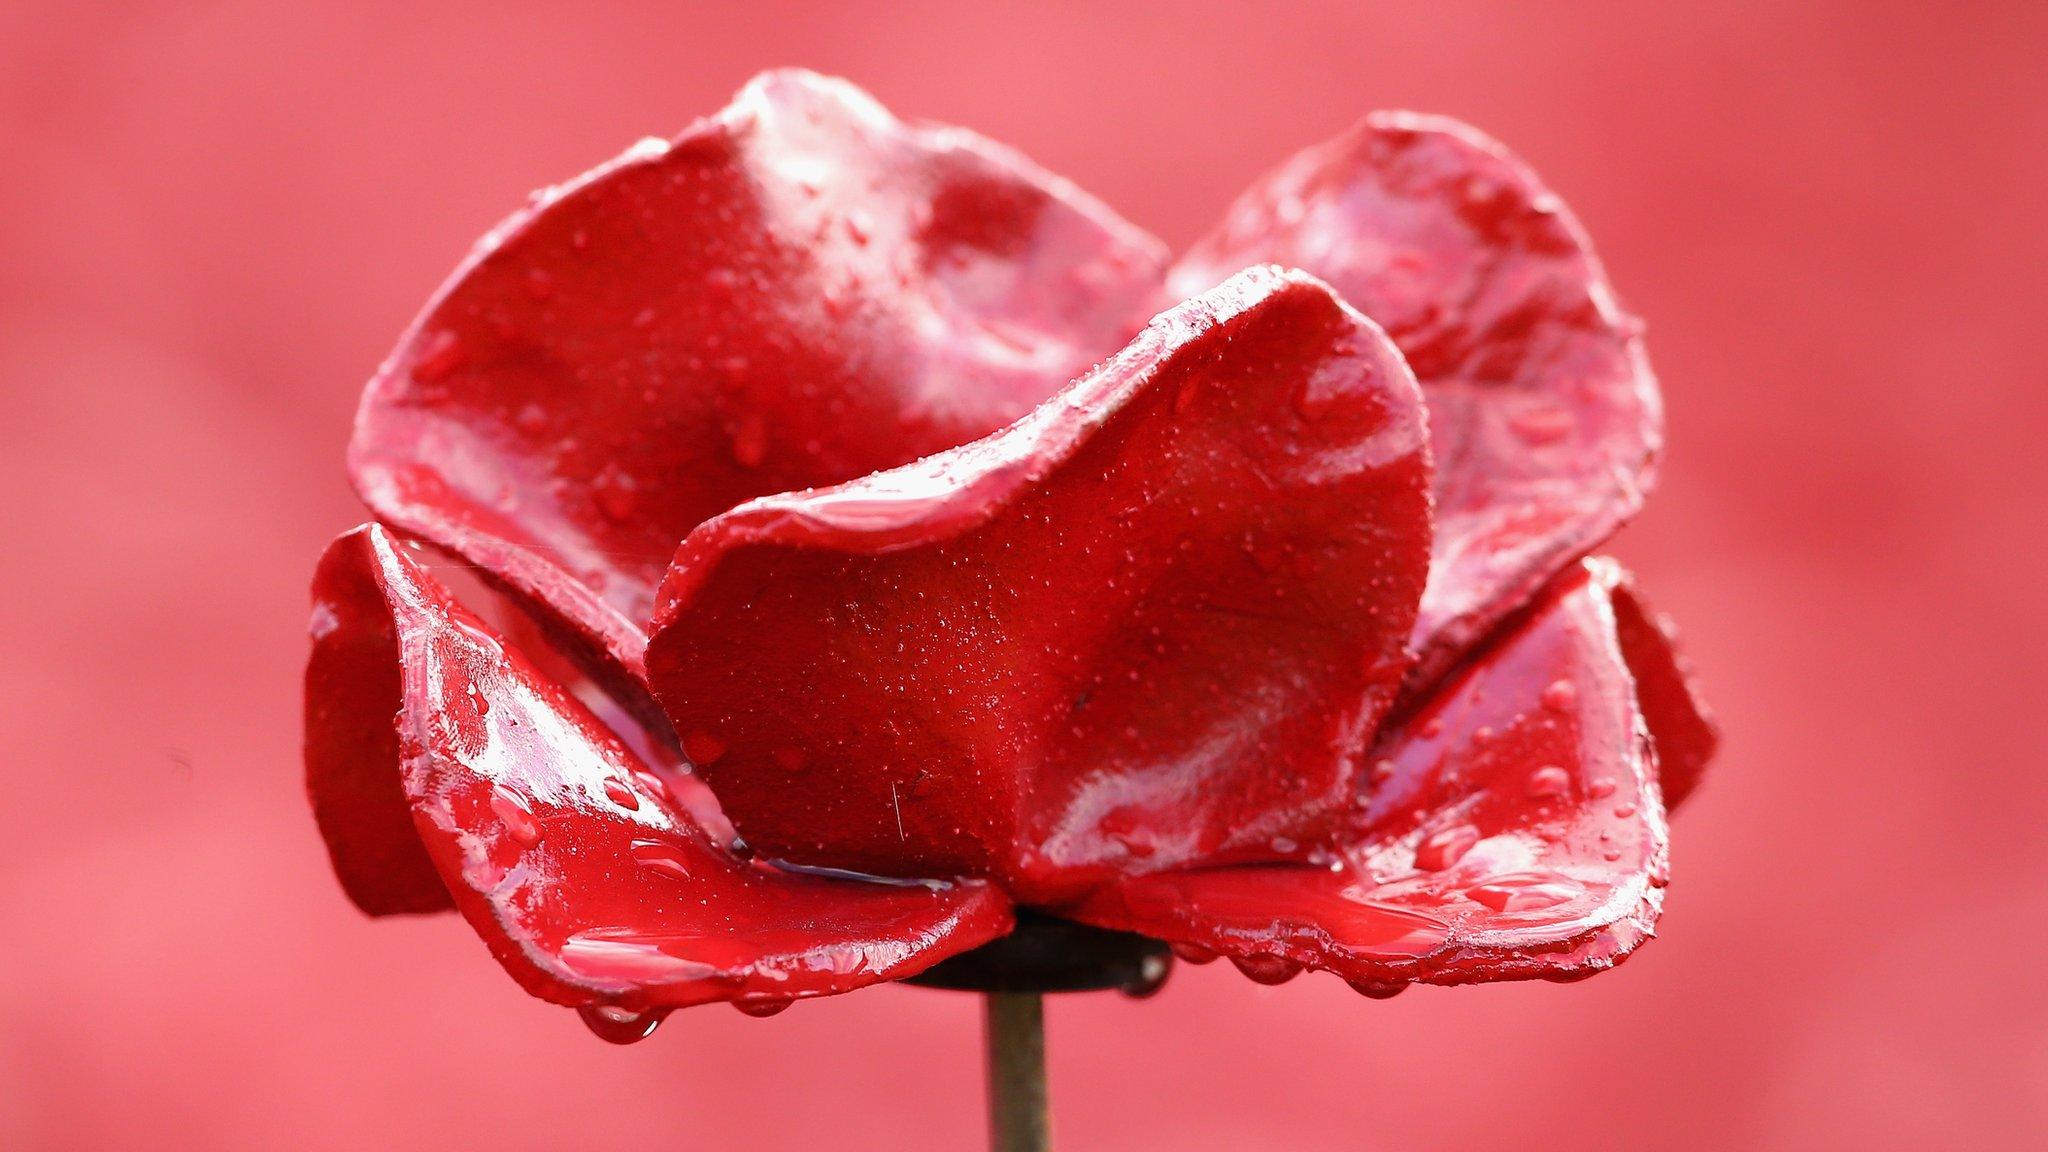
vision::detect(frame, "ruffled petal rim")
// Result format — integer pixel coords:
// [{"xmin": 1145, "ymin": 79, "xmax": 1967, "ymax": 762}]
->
[
  {"xmin": 349, "ymin": 69, "xmax": 1166, "ymax": 690},
  {"xmin": 1174, "ymin": 112, "xmax": 1662, "ymax": 692}
]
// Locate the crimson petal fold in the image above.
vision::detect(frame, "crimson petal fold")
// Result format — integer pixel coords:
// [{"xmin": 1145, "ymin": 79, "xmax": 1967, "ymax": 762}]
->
[
  {"xmin": 349, "ymin": 69, "xmax": 1166, "ymax": 688},
  {"xmin": 1174, "ymin": 113, "xmax": 1662, "ymax": 690},
  {"xmin": 1062, "ymin": 558, "xmax": 1672, "ymax": 988},
  {"xmin": 645, "ymin": 267, "xmax": 1434, "ymax": 905},
  {"xmin": 306, "ymin": 524, "xmax": 1013, "ymax": 1011}
]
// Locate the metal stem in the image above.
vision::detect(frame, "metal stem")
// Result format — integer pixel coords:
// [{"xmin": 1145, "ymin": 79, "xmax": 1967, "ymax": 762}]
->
[{"xmin": 982, "ymin": 992, "xmax": 1049, "ymax": 1152}]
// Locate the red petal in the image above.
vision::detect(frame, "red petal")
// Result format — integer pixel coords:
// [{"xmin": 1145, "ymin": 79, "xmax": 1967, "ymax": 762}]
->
[
  {"xmin": 644, "ymin": 267, "xmax": 1433, "ymax": 904},
  {"xmin": 305, "ymin": 524, "xmax": 1013, "ymax": 1010},
  {"xmin": 1063, "ymin": 559, "xmax": 1672, "ymax": 987},
  {"xmin": 349, "ymin": 69, "xmax": 1165, "ymax": 685},
  {"xmin": 1606, "ymin": 567, "xmax": 1718, "ymax": 810},
  {"xmin": 1174, "ymin": 113, "xmax": 1660, "ymax": 688}
]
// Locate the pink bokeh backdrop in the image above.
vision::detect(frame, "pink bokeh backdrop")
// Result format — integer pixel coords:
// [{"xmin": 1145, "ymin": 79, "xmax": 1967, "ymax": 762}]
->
[{"xmin": 4, "ymin": 2, "xmax": 2044, "ymax": 1148}]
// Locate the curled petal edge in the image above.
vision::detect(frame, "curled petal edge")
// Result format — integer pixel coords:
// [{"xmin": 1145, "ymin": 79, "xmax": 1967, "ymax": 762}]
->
[{"xmin": 305, "ymin": 524, "xmax": 1013, "ymax": 1011}]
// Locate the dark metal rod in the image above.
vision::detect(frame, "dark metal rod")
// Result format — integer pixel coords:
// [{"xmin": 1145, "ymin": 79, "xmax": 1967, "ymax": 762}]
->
[{"xmin": 983, "ymin": 991, "xmax": 1049, "ymax": 1152}]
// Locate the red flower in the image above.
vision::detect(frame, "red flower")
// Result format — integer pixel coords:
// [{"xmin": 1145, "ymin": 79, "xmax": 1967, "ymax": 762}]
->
[{"xmin": 307, "ymin": 71, "xmax": 1715, "ymax": 1031}]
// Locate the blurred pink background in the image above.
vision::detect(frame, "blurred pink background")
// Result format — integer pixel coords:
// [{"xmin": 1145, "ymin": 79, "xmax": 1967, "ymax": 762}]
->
[{"xmin": 4, "ymin": 2, "xmax": 2044, "ymax": 1148}]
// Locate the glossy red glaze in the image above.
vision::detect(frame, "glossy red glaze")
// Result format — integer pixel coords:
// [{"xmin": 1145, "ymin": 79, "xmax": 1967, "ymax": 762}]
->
[
  {"xmin": 349, "ymin": 69, "xmax": 1165, "ymax": 687},
  {"xmin": 309, "ymin": 72, "xmax": 1715, "ymax": 1018},
  {"xmin": 1174, "ymin": 114, "xmax": 1661, "ymax": 690},
  {"xmin": 1063, "ymin": 559, "xmax": 1671, "ymax": 988},
  {"xmin": 305, "ymin": 524, "xmax": 1014, "ymax": 1010},
  {"xmin": 645, "ymin": 267, "xmax": 1433, "ymax": 904}
]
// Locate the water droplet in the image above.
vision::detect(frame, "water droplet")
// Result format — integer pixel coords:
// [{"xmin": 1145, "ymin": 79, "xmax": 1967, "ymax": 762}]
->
[
  {"xmin": 633, "ymin": 770, "xmax": 671, "ymax": 803},
  {"xmin": 489, "ymin": 785, "xmax": 541, "ymax": 847},
  {"xmin": 1270, "ymin": 836, "xmax": 1299, "ymax": 855},
  {"xmin": 1230, "ymin": 954, "xmax": 1301, "ymax": 985},
  {"xmin": 1509, "ymin": 405, "xmax": 1573, "ymax": 446},
  {"xmin": 843, "ymin": 211, "xmax": 872, "ymax": 246},
  {"xmin": 1465, "ymin": 874, "xmax": 1582, "ymax": 912},
  {"xmin": 682, "ymin": 731, "xmax": 727, "ymax": 766},
  {"xmin": 1587, "ymin": 776, "xmax": 1617, "ymax": 799},
  {"xmin": 1613, "ymin": 802, "xmax": 1638, "ymax": 819},
  {"xmin": 1540, "ymin": 679, "xmax": 1578, "ymax": 712},
  {"xmin": 1471, "ymin": 725, "xmax": 1496, "ymax": 746},
  {"xmin": 1369, "ymin": 758, "xmax": 1398, "ymax": 784},
  {"xmin": 1169, "ymin": 941, "xmax": 1220, "ymax": 965},
  {"xmin": 412, "ymin": 330, "xmax": 466, "ymax": 384},
  {"xmin": 592, "ymin": 466, "xmax": 639, "ymax": 523},
  {"xmin": 728, "ymin": 413, "xmax": 767, "ymax": 468},
  {"xmin": 1525, "ymin": 766, "xmax": 1571, "ymax": 799},
  {"xmin": 733, "ymin": 997, "xmax": 793, "ymax": 1018},
  {"xmin": 1346, "ymin": 978, "xmax": 1407, "ymax": 1000},
  {"xmin": 631, "ymin": 839, "xmax": 694, "ymax": 882},
  {"xmin": 579, "ymin": 1004, "xmax": 662, "ymax": 1044},
  {"xmin": 1419, "ymin": 717, "xmax": 1443, "ymax": 739},
  {"xmin": 514, "ymin": 402, "xmax": 549, "ymax": 434},
  {"xmin": 1414, "ymin": 824, "xmax": 1479, "ymax": 871},
  {"xmin": 1121, "ymin": 953, "xmax": 1172, "ymax": 999},
  {"xmin": 602, "ymin": 778, "xmax": 641, "ymax": 811}
]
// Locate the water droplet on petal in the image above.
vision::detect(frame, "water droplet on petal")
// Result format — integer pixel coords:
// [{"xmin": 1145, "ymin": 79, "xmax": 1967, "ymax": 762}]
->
[
  {"xmin": 1509, "ymin": 405, "xmax": 1573, "ymax": 446},
  {"xmin": 1414, "ymin": 824, "xmax": 1480, "ymax": 871},
  {"xmin": 1525, "ymin": 766, "xmax": 1572, "ymax": 799},
  {"xmin": 733, "ymin": 997, "xmax": 793, "ymax": 1018},
  {"xmin": 1169, "ymin": 941, "xmax": 1219, "ymax": 965},
  {"xmin": 1346, "ymin": 978, "xmax": 1407, "ymax": 1000},
  {"xmin": 631, "ymin": 839, "xmax": 693, "ymax": 882},
  {"xmin": 728, "ymin": 413, "xmax": 767, "ymax": 468},
  {"xmin": 1540, "ymin": 679, "xmax": 1578, "ymax": 712},
  {"xmin": 1230, "ymin": 954, "xmax": 1301, "ymax": 985},
  {"xmin": 1465, "ymin": 874, "xmax": 1583, "ymax": 913},
  {"xmin": 1587, "ymin": 776, "xmax": 1617, "ymax": 799},
  {"xmin": 579, "ymin": 1004, "xmax": 662, "ymax": 1044},
  {"xmin": 602, "ymin": 778, "xmax": 641, "ymax": 811},
  {"xmin": 1121, "ymin": 952, "xmax": 1172, "ymax": 999},
  {"xmin": 489, "ymin": 785, "xmax": 542, "ymax": 847},
  {"xmin": 592, "ymin": 466, "xmax": 639, "ymax": 523},
  {"xmin": 682, "ymin": 731, "xmax": 728, "ymax": 766},
  {"xmin": 1614, "ymin": 802, "xmax": 1639, "ymax": 819},
  {"xmin": 633, "ymin": 770, "xmax": 672, "ymax": 803}
]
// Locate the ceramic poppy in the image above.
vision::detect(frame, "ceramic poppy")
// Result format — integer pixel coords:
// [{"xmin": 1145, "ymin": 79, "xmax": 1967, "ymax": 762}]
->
[{"xmin": 309, "ymin": 70, "xmax": 1715, "ymax": 1032}]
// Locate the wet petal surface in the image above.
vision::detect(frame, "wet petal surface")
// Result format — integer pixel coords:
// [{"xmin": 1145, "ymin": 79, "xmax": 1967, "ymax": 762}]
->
[
  {"xmin": 350, "ymin": 70, "xmax": 1165, "ymax": 684},
  {"xmin": 1174, "ymin": 113, "xmax": 1661, "ymax": 688},
  {"xmin": 1063, "ymin": 559, "xmax": 1671, "ymax": 987},
  {"xmin": 645, "ymin": 268, "xmax": 1433, "ymax": 904},
  {"xmin": 305, "ymin": 524, "xmax": 1013, "ymax": 1012}
]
